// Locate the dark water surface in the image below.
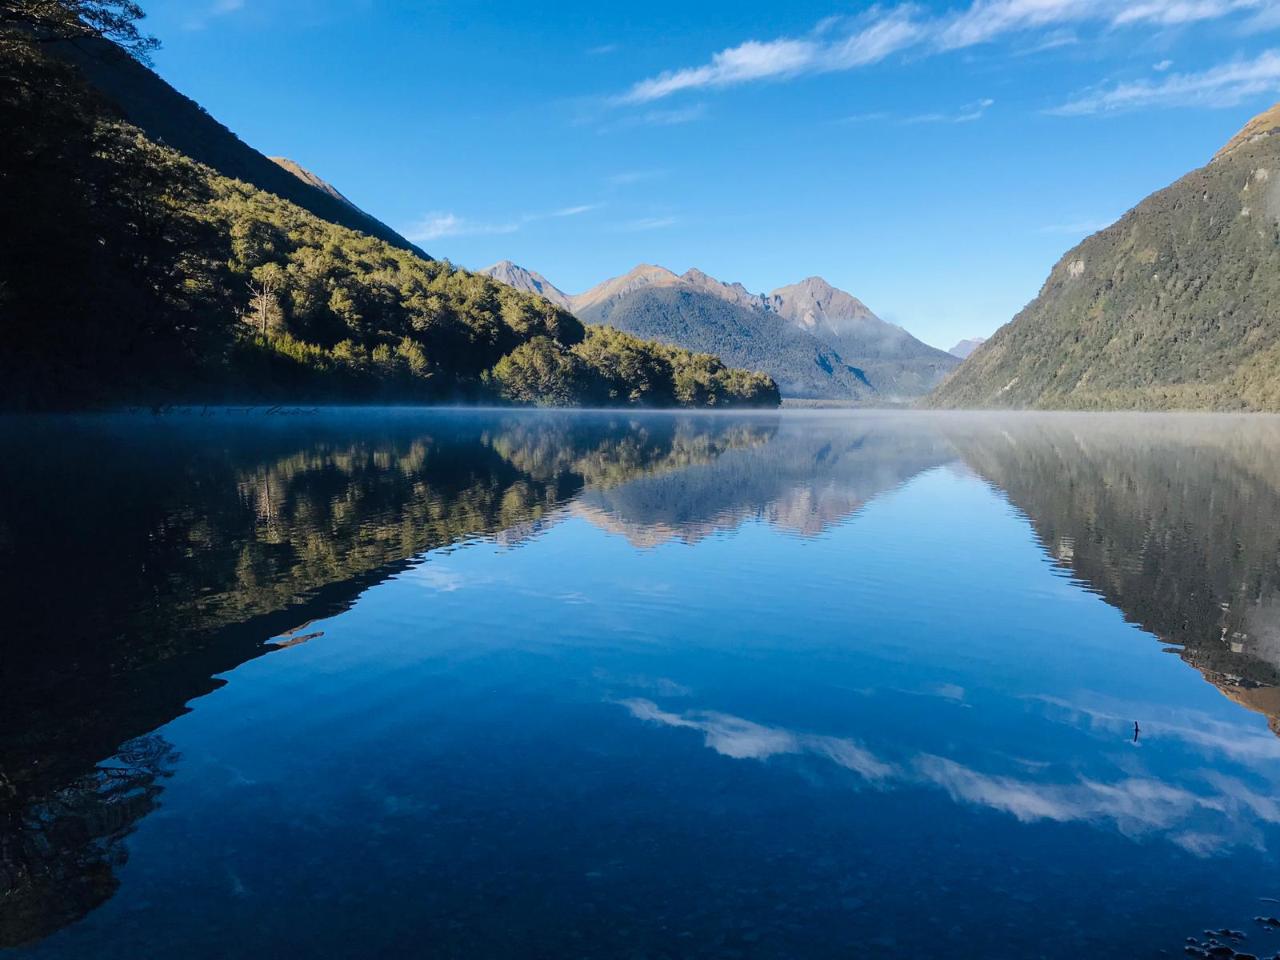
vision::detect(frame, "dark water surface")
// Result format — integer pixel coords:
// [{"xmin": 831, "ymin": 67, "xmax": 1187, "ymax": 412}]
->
[{"xmin": 3, "ymin": 409, "xmax": 1280, "ymax": 958}]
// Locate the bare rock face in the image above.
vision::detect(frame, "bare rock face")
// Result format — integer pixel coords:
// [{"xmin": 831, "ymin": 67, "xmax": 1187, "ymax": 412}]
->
[{"xmin": 478, "ymin": 261, "xmax": 572, "ymax": 310}]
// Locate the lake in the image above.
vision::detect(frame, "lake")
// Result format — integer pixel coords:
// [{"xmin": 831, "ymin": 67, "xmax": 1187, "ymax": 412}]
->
[{"xmin": 2, "ymin": 409, "xmax": 1279, "ymax": 958}]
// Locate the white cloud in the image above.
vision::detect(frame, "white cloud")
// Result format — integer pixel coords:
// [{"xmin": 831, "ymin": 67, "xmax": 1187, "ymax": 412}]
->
[
  {"xmin": 618, "ymin": 694, "xmax": 1280, "ymax": 855},
  {"xmin": 404, "ymin": 212, "xmax": 520, "ymax": 243},
  {"xmin": 406, "ymin": 203, "xmax": 603, "ymax": 243},
  {"xmin": 184, "ymin": 0, "xmax": 245, "ymax": 30},
  {"xmin": 903, "ymin": 97, "xmax": 996, "ymax": 123},
  {"xmin": 836, "ymin": 98, "xmax": 995, "ymax": 125},
  {"xmin": 553, "ymin": 204, "xmax": 602, "ymax": 217},
  {"xmin": 1050, "ymin": 48, "xmax": 1280, "ymax": 114},
  {"xmin": 1154, "ymin": 58, "xmax": 1175, "ymax": 71},
  {"xmin": 618, "ymin": 0, "xmax": 1272, "ymax": 103}
]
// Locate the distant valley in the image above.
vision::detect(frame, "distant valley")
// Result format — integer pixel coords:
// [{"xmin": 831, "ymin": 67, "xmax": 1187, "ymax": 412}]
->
[{"xmin": 481, "ymin": 261, "xmax": 958, "ymax": 401}]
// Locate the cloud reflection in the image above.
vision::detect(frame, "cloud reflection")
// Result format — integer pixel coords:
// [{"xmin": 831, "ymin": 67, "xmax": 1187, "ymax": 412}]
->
[{"xmin": 618, "ymin": 697, "xmax": 1278, "ymax": 856}]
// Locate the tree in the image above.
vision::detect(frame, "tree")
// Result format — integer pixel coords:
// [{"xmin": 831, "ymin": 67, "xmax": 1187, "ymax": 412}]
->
[
  {"xmin": 0, "ymin": 1, "xmax": 159, "ymax": 62},
  {"xmin": 488, "ymin": 337, "xmax": 585, "ymax": 406},
  {"xmin": 246, "ymin": 264, "xmax": 284, "ymax": 337}
]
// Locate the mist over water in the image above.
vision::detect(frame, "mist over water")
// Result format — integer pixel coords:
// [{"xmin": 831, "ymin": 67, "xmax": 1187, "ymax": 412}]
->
[{"xmin": 3, "ymin": 408, "xmax": 1280, "ymax": 957}]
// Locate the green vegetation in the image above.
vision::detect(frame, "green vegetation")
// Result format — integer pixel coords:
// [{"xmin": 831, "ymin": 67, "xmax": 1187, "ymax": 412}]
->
[
  {"xmin": 927, "ymin": 104, "xmax": 1280, "ymax": 411},
  {"xmin": 0, "ymin": 1, "xmax": 779, "ymax": 409},
  {"xmin": 488, "ymin": 327, "xmax": 779, "ymax": 407}
]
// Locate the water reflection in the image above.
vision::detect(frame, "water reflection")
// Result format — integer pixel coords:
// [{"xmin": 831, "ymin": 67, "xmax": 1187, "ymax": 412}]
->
[
  {"xmin": 948, "ymin": 414, "xmax": 1280, "ymax": 736},
  {"xmin": 2, "ymin": 409, "xmax": 1280, "ymax": 951}
]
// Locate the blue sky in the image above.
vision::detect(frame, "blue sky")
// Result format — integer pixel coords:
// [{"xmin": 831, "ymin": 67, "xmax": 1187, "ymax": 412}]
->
[{"xmin": 143, "ymin": 0, "xmax": 1280, "ymax": 349}]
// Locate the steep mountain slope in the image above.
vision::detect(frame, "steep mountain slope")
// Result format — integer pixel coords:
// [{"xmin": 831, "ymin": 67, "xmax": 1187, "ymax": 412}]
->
[
  {"xmin": 949, "ymin": 338, "xmax": 986, "ymax": 359},
  {"xmin": 929, "ymin": 103, "xmax": 1280, "ymax": 411},
  {"xmin": 571, "ymin": 267, "xmax": 873, "ymax": 400},
  {"xmin": 768, "ymin": 277, "xmax": 958, "ymax": 396},
  {"xmin": 270, "ymin": 157, "xmax": 361, "ymax": 211},
  {"xmin": 44, "ymin": 37, "xmax": 423, "ymax": 254},
  {"xmin": 480, "ymin": 260, "xmax": 572, "ymax": 309}
]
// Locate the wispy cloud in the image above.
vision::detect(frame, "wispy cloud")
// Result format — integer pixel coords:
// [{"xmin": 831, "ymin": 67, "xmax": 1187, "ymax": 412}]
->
[
  {"xmin": 617, "ymin": 1, "xmax": 1270, "ymax": 104},
  {"xmin": 587, "ymin": 43, "xmax": 620, "ymax": 56},
  {"xmin": 405, "ymin": 212, "xmax": 520, "ymax": 243},
  {"xmin": 184, "ymin": 0, "xmax": 245, "ymax": 30},
  {"xmin": 837, "ymin": 98, "xmax": 995, "ymax": 125},
  {"xmin": 1050, "ymin": 48, "xmax": 1280, "ymax": 114},
  {"xmin": 553, "ymin": 204, "xmax": 602, "ymax": 217},
  {"xmin": 616, "ymin": 216, "xmax": 678, "ymax": 231},
  {"xmin": 619, "ymin": 694, "xmax": 1280, "ymax": 856},
  {"xmin": 406, "ymin": 203, "xmax": 602, "ymax": 243},
  {"xmin": 597, "ymin": 102, "xmax": 708, "ymax": 133},
  {"xmin": 903, "ymin": 97, "xmax": 996, "ymax": 123}
]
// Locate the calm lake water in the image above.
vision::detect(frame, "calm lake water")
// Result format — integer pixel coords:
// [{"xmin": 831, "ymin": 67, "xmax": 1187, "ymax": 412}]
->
[{"xmin": 3, "ymin": 409, "xmax": 1280, "ymax": 958}]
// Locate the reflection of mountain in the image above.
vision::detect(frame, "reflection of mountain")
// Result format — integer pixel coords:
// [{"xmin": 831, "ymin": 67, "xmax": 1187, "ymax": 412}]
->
[
  {"xmin": 951, "ymin": 415, "xmax": 1280, "ymax": 735},
  {"xmin": 0, "ymin": 411, "xmax": 771, "ymax": 946},
  {"xmin": 573, "ymin": 416, "xmax": 955, "ymax": 546}
]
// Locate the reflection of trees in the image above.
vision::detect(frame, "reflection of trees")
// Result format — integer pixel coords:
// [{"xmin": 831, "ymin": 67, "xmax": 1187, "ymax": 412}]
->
[
  {"xmin": 951, "ymin": 415, "xmax": 1280, "ymax": 735},
  {"xmin": 0, "ymin": 411, "xmax": 771, "ymax": 945},
  {"xmin": 0, "ymin": 736, "xmax": 177, "ymax": 948}
]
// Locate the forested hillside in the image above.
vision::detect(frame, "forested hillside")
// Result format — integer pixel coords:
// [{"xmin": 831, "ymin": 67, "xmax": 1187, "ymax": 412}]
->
[
  {"xmin": 0, "ymin": 1, "xmax": 778, "ymax": 409},
  {"xmin": 928, "ymin": 103, "xmax": 1280, "ymax": 411}
]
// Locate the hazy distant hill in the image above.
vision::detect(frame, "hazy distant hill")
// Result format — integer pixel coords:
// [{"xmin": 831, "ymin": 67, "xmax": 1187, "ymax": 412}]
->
[
  {"xmin": 569, "ymin": 266, "xmax": 874, "ymax": 400},
  {"xmin": 929, "ymin": 103, "xmax": 1280, "ymax": 411},
  {"xmin": 485, "ymin": 262, "xmax": 956, "ymax": 400},
  {"xmin": 949, "ymin": 338, "xmax": 985, "ymax": 360},
  {"xmin": 767, "ymin": 277, "xmax": 958, "ymax": 397},
  {"xmin": 44, "ymin": 37, "xmax": 424, "ymax": 255}
]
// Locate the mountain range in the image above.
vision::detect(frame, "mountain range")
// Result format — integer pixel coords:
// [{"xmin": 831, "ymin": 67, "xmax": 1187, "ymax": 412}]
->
[
  {"xmin": 929, "ymin": 103, "xmax": 1280, "ymax": 411},
  {"xmin": 480, "ymin": 262, "xmax": 958, "ymax": 401}
]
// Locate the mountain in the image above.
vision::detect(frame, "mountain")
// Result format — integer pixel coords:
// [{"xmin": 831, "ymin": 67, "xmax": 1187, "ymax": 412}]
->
[
  {"xmin": 928, "ymin": 103, "xmax": 1280, "ymax": 411},
  {"xmin": 479, "ymin": 261, "xmax": 572, "ymax": 310},
  {"xmin": 569, "ymin": 266, "xmax": 874, "ymax": 400},
  {"xmin": 43, "ymin": 37, "xmax": 424, "ymax": 255},
  {"xmin": 1, "ymin": 25, "xmax": 777, "ymax": 410},
  {"xmin": 949, "ymin": 338, "xmax": 986, "ymax": 360},
  {"xmin": 483, "ymin": 263, "xmax": 957, "ymax": 400},
  {"xmin": 767, "ymin": 277, "xmax": 958, "ymax": 397}
]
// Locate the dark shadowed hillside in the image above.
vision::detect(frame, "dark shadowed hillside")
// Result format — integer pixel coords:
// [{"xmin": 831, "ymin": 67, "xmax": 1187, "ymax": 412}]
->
[{"xmin": 46, "ymin": 37, "xmax": 424, "ymax": 254}]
